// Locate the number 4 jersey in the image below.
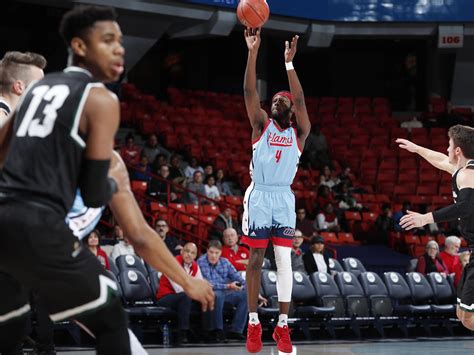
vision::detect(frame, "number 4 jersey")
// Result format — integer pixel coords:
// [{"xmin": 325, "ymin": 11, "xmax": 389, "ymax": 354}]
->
[
  {"xmin": 0, "ymin": 66, "xmax": 103, "ymax": 216},
  {"xmin": 250, "ymin": 119, "xmax": 302, "ymax": 187}
]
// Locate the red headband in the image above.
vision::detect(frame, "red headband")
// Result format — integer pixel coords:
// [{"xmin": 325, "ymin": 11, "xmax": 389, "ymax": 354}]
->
[{"xmin": 272, "ymin": 91, "xmax": 293, "ymax": 104}]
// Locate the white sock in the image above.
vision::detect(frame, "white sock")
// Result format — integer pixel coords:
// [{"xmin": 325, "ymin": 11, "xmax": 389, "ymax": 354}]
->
[
  {"xmin": 278, "ymin": 314, "xmax": 288, "ymax": 328},
  {"xmin": 249, "ymin": 312, "xmax": 260, "ymax": 325},
  {"xmin": 128, "ymin": 328, "xmax": 148, "ymax": 355}
]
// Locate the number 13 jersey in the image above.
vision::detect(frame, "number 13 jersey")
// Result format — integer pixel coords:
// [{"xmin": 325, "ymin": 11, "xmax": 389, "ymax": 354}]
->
[
  {"xmin": 250, "ymin": 119, "xmax": 302, "ymax": 187},
  {"xmin": 0, "ymin": 67, "xmax": 103, "ymax": 216}
]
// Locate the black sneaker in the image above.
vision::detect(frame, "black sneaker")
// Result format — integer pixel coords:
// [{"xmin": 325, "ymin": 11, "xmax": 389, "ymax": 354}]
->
[
  {"xmin": 215, "ymin": 330, "xmax": 227, "ymax": 343},
  {"xmin": 177, "ymin": 330, "xmax": 189, "ymax": 345},
  {"xmin": 226, "ymin": 331, "xmax": 245, "ymax": 341}
]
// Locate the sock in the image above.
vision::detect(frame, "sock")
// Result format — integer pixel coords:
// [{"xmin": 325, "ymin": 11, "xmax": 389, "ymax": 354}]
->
[
  {"xmin": 249, "ymin": 312, "xmax": 260, "ymax": 325},
  {"xmin": 277, "ymin": 314, "xmax": 288, "ymax": 328}
]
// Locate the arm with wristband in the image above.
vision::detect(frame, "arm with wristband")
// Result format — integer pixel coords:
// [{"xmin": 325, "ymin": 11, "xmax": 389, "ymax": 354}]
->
[{"xmin": 284, "ymin": 35, "xmax": 311, "ymax": 147}]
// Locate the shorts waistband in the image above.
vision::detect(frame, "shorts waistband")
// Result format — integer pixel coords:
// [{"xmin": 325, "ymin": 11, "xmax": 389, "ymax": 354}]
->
[{"xmin": 253, "ymin": 183, "xmax": 291, "ymax": 192}]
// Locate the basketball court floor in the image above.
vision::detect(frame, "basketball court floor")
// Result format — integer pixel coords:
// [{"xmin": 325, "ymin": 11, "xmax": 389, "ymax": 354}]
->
[{"xmin": 49, "ymin": 337, "xmax": 474, "ymax": 354}]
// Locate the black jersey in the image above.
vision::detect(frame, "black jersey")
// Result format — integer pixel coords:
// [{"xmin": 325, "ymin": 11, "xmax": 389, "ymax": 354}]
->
[
  {"xmin": 452, "ymin": 160, "xmax": 474, "ymax": 245},
  {"xmin": 0, "ymin": 66, "xmax": 103, "ymax": 216}
]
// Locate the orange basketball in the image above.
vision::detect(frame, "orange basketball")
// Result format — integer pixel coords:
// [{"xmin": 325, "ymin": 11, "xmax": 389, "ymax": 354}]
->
[{"xmin": 237, "ymin": 0, "xmax": 270, "ymax": 28}]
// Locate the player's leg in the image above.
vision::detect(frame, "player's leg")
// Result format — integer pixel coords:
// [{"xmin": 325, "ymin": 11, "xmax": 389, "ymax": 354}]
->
[
  {"xmin": 0, "ymin": 273, "xmax": 30, "ymax": 355},
  {"xmin": 270, "ymin": 190, "xmax": 296, "ymax": 353},
  {"xmin": 241, "ymin": 186, "xmax": 271, "ymax": 353},
  {"xmin": 456, "ymin": 263, "xmax": 474, "ymax": 330}
]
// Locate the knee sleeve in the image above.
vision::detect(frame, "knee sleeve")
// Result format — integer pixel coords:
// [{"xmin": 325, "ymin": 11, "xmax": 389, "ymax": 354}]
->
[
  {"xmin": 76, "ymin": 297, "xmax": 131, "ymax": 355},
  {"xmin": 274, "ymin": 245, "xmax": 293, "ymax": 302}
]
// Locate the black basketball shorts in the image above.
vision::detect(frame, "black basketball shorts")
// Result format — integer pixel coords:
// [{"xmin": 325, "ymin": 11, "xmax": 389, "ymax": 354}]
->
[{"xmin": 0, "ymin": 198, "xmax": 118, "ymax": 324}]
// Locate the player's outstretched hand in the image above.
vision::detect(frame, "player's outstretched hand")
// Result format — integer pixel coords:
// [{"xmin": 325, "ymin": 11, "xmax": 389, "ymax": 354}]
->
[
  {"xmin": 396, "ymin": 138, "xmax": 419, "ymax": 153},
  {"xmin": 284, "ymin": 35, "xmax": 299, "ymax": 63},
  {"xmin": 184, "ymin": 278, "xmax": 215, "ymax": 312},
  {"xmin": 245, "ymin": 27, "xmax": 261, "ymax": 54},
  {"xmin": 399, "ymin": 210, "xmax": 428, "ymax": 230}
]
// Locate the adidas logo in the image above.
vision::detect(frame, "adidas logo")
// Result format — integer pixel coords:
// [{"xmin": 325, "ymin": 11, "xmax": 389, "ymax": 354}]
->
[{"xmin": 250, "ymin": 232, "xmax": 257, "ymax": 237}]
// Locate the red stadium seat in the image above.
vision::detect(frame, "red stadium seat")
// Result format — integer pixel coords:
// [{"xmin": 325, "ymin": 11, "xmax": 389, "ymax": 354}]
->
[
  {"xmin": 131, "ymin": 181, "xmax": 148, "ymax": 195},
  {"xmin": 320, "ymin": 232, "xmax": 339, "ymax": 244}
]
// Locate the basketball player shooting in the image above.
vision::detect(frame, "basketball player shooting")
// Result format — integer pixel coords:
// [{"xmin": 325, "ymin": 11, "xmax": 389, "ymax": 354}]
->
[
  {"xmin": 242, "ymin": 28, "xmax": 311, "ymax": 353},
  {"xmin": 397, "ymin": 125, "xmax": 474, "ymax": 330}
]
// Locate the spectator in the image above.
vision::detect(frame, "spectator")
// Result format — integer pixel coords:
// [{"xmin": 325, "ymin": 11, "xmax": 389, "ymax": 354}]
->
[
  {"xmin": 316, "ymin": 185, "xmax": 335, "ymax": 210},
  {"xmin": 155, "ymin": 219, "xmax": 182, "ymax": 255},
  {"xmin": 301, "ymin": 125, "xmax": 331, "ymax": 169},
  {"xmin": 187, "ymin": 170, "xmax": 206, "ymax": 205},
  {"xmin": 212, "ymin": 207, "xmax": 240, "ymax": 240},
  {"xmin": 337, "ymin": 166, "xmax": 354, "ymax": 188},
  {"xmin": 416, "ymin": 240, "xmax": 448, "ymax": 276},
  {"xmin": 132, "ymin": 154, "xmax": 151, "ymax": 182},
  {"xmin": 296, "ymin": 207, "xmax": 315, "ymax": 238},
  {"xmin": 221, "ymin": 228, "xmax": 249, "ymax": 272},
  {"xmin": 120, "ymin": 134, "xmax": 140, "ymax": 166},
  {"xmin": 84, "ymin": 229, "xmax": 110, "ymax": 270},
  {"xmin": 291, "ymin": 230, "xmax": 305, "ymax": 272},
  {"xmin": 154, "ymin": 153, "xmax": 168, "ymax": 169},
  {"xmin": 303, "ymin": 235, "xmax": 332, "ymax": 275},
  {"xmin": 215, "ymin": 169, "xmax": 233, "ymax": 196},
  {"xmin": 336, "ymin": 182, "xmax": 362, "ymax": 211},
  {"xmin": 315, "ymin": 203, "xmax": 340, "ymax": 232},
  {"xmin": 454, "ymin": 251, "xmax": 471, "ymax": 288},
  {"xmin": 204, "ymin": 163, "xmax": 214, "ymax": 179},
  {"xmin": 319, "ymin": 165, "xmax": 339, "ymax": 190},
  {"xmin": 110, "ymin": 225, "xmax": 135, "ymax": 261},
  {"xmin": 204, "ymin": 175, "xmax": 221, "ymax": 202},
  {"xmin": 393, "ymin": 201, "xmax": 411, "ymax": 232},
  {"xmin": 148, "ymin": 164, "xmax": 177, "ymax": 203},
  {"xmin": 401, "ymin": 116, "xmax": 423, "ymax": 131},
  {"xmin": 375, "ymin": 203, "xmax": 396, "ymax": 245},
  {"xmin": 156, "ymin": 242, "xmax": 203, "ymax": 344},
  {"xmin": 169, "ymin": 154, "xmax": 186, "ymax": 184},
  {"xmin": 184, "ymin": 156, "xmax": 204, "ymax": 181},
  {"xmin": 141, "ymin": 134, "xmax": 163, "ymax": 165},
  {"xmin": 439, "ymin": 235, "xmax": 461, "ymax": 277},
  {"xmin": 198, "ymin": 240, "xmax": 247, "ymax": 342}
]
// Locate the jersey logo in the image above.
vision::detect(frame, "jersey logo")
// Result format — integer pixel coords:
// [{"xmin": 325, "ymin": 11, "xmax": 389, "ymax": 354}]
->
[{"xmin": 267, "ymin": 132, "xmax": 293, "ymax": 147}]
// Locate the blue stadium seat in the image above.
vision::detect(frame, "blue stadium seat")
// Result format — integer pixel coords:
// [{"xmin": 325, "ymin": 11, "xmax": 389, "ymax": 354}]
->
[
  {"xmin": 116, "ymin": 254, "xmax": 149, "ymax": 278},
  {"xmin": 427, "ymin": 272, "xmax": 457, "ymax": 335},
  {"xmin": 342, "ymin": 257, "xmax": 367, "ymax": 278},
  {"xmin": 108, "ymin": 256, "xmax": 119, "ymax": 277},
  {"xmin": 258, "ymin": 270, "xmax": 279, "ymax": 323},
  {"xmin": 328, "ymin": 258, "xmax": 344, "ymax": 273}
]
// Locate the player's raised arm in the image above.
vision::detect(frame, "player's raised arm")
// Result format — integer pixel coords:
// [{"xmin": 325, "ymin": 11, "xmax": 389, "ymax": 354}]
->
[
  {"xmin": 243, "ymin": 28, "xmax": 268, "ymax": 135},
  {"xmin": 284, "ymin": 35, "xmax": 311, "ymax": 147},
  {"xmin": 396, "ymin": 138, "xmax": 455, "ymax": 174}
]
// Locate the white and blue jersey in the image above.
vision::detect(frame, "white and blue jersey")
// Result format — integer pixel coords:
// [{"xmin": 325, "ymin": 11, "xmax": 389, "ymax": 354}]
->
[
  {"xmin": 242, "ymin": 119, "xmax": 302, "ymax": 248},
  {"xmin": 66, "ymin": 190, "xmax": 104, "ymax": 240}
]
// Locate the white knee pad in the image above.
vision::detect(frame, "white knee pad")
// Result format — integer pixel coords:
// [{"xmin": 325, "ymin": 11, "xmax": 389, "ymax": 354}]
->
[{"xmin": 274, "ymin": 245, "xmax": 293, "ymax": 302}]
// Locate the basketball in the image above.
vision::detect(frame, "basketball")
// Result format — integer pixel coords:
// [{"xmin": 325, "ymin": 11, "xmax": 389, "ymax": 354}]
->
[{"xmin": 237, "ymin": 0, "xmax": 270, "ymax": 28}]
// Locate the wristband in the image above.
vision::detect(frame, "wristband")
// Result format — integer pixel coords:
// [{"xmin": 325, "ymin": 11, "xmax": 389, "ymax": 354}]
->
[{"xmin": 285, "ymin": 62, "xmax": 294, "ymax": 71}]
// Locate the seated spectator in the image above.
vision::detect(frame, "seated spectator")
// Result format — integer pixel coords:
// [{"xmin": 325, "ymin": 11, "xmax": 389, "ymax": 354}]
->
[
  {"xmin": 204, "ymin": 175, "xmax": 221, "ymax": 203},
  {"xmin": 337, "ymin": 166, "xmax": 354, "ymax": 188},
  {"xmin": 215, "ymin": 169, "xmax": 233, "ymax": 196},
  {"xmin": 303, "ymin": 235, "xmax": 332, "ymax": 275},
  {"xmin": 416, "ymin": 240, "xmax": 448, "ymax": 276},
  {"xmin": 221, "ymin": 228, "xmax": 249, "ymax": 272},
  {"xmin": 212, "ymin": 207, "xmax": 240, "ymax": 240},
  {"xmin": 455, "ymin": 251, "xmax": 471, "ymax": 287},
  {"xmin": 296, "ymin": 207, "xmax": 315, "ymax": 238},
  {"xmin": 291, "ymin": 230, "xmax": 305, "ymax": 272},
  {"xmin": 375, "ymin": 203, "xmax": 396, "ymax": 245},
  {"xmin": 110, "ymin": 224, "xmax": 135, "ymax": 261},
  {"xmin": 198, "ymin": 240, "xmax": 247, "ymax": 342},
  {"xmin": 84, "ymin": 229, "xmax": 110, "ymax": 270},
  {"xmin": 154, "ymin": 153, "xmax": 168, "ymax": 170},
  {"xmin": 316, "ymin": 185, "xmax": 335, "ymax": 210},
  {"xmin": 401, "ymin": 116, "xmax": 423, "ymax": 131},
  {"xmin": 120, "ymin": 134, "xmax": 140, "ymax": 166},
  {"xmin": 155, "ymin": 219, "xmax": 182, "ymax": 255},
  {"xmin": 315, "ymin": 203, "xmax": 340, "ymax": 233},
  {"xmin": 336, "ymin": 182, "xmax": 362, "ymax": 211},
  {"xmin": 187, "ymin": 171, "xmax": 206, "ymax": 205},
  {"xmin": 439, "ymin": 235, "xmax": 461, "ymax": 276},
  {"xmin": 204, "ymin": 163, "xmax": 214, "ymax": 179},
  {"xmin": 184, "ymin": 156, "xmax": 204, "ymax": 182},
  {"xmin": 132, "ymin": 154, "xmax": 151, "ymax": 182},
  {"xmin": 169, "ymin": 154, "xmax": 186, "ymax": 184},
  {"xmin": 319, "ymin": 165, "xmax": 339, "ymax": 190},
  {"xmin": 141, "ymin": 134, "xmax": 164, "ymax": 165},
  {"xmin": 148, "ymin": 164, "xmax": 177, "ymax": 203},
  {"xmin": 393, "ymin": 201, "xmax": 411, "ymax": 232},
  {"xmin": 156, "ymin": 242, "xmax": 202, "ymax": 344}
]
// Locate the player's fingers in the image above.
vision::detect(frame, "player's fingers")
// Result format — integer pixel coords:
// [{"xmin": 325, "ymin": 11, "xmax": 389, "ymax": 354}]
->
[{"xmin": 285, "ymin": 40, "xmax": 289, "ymax": 50}]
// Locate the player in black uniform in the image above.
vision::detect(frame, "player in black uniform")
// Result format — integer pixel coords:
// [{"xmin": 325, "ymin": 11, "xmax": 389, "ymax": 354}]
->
[
  {"xmin": 397, "ymin": 125, "xmax": 474, "ymax": 330},
  {"xmin": 0, "ymin": 6, "xmax": 130, "ymax": 354}
]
